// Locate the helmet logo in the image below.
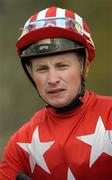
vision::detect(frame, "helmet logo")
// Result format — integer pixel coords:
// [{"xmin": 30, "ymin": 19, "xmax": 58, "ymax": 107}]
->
[
  {"xmin": 39, "ymin": 45, "xmax": 49, "ymax": 50},
  {"xmin": 37, "ymin": 44, "xmax": 59, "ymax": 53},
  {"xmin": 75, "ymin": 23, "xmax": 82, "ymax": 34}
]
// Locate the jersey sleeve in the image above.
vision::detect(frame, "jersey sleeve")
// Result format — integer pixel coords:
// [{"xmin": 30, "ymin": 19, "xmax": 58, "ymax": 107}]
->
[{"xmin": 0, "ymin": 131, "xmax": 30, "ymax": 179}]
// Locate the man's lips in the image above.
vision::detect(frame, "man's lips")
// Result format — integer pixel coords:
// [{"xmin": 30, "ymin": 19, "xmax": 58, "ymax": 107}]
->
[{"xmin": 47, "ymin": 88, "xmax": 66, "ymax": 94}]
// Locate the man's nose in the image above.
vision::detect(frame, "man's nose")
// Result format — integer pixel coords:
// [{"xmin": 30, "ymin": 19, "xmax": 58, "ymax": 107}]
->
[{"xmin": 47, "ymin": 70, "xmax": 60, "ymax": 85}]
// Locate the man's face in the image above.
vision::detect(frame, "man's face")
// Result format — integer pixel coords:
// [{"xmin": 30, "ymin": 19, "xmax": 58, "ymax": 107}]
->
[{"xmin": 31, "ymin": 52, "xmax": 83, "ymax": 108}]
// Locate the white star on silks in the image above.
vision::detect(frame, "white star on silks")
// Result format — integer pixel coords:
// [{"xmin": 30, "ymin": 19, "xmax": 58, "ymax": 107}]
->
[
  {"xmin": 17, "ymin": 127, "xmax": 54, "ymax": 173},
  {"xmin": 67, "ymin": 168, "xmax": 76, "ymax": 180},
  {"xmin": 77, "ymin": 116, "xmax": 112, "ymax": 167}
]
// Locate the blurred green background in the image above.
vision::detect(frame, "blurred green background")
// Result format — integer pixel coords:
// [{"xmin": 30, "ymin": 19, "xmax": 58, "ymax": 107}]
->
[{"xmin": 0, "ymin": 0, "xmax": 112, "ymax": 159}]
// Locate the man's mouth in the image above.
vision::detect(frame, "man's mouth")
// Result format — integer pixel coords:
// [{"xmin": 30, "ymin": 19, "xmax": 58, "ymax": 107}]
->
[{"xmin": 47, "ymin": 88, "xmax": 66, "ymax": 94}]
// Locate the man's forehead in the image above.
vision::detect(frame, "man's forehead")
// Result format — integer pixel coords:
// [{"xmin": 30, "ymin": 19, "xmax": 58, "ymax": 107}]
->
[{"xmin": 31, "ymin": 51, "xmax": 78, "ymax": 65}]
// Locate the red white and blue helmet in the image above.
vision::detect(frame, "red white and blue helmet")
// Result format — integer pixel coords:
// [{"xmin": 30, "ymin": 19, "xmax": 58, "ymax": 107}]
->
[{"xmin": 16, "ymin": 7, "xmax": 96, "ymax": 62}]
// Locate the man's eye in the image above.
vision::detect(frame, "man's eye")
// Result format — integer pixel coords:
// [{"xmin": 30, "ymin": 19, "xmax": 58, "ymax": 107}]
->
[
  {"xmin": 58, "ymin": 64, "xmax": 69, "ymax": 69},
  {"xmin": 36, "ymin": 67, "xmax": 48, "ymax": 72}
]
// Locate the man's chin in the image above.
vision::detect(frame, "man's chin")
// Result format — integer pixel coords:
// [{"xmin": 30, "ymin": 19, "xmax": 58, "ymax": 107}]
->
[{"xmin": 48, "ymin": 101, "xmax": 70, "ymax": 109}]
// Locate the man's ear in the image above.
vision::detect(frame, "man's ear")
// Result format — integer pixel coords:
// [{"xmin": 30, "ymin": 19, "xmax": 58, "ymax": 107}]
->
[{"xmin": 82, "ymin": 49, "xmax": 90, "ymax": 81}]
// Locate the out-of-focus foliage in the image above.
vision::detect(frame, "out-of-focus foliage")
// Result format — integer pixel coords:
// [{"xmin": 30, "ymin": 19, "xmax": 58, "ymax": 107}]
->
[{"xmin": 0, "ymin": 0, "xmax": 112, "ymax": 158}]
